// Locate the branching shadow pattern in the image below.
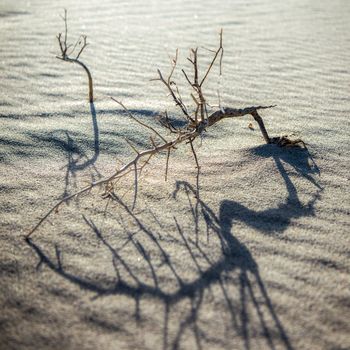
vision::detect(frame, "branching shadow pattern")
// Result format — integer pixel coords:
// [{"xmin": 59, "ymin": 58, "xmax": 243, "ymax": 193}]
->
[{"xmin": 26, "ymin": 146, "xmax": 321, "ymax": 350}]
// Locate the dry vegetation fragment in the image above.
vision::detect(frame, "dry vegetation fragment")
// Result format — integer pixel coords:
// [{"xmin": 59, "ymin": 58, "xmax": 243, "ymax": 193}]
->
[
  {"xmin": 56, "ymin": 9, "xmax": 94, "ymax": 102},
  {"xmin": 26, "ymin": 15, "xmax": 306, "ymax": 239}
]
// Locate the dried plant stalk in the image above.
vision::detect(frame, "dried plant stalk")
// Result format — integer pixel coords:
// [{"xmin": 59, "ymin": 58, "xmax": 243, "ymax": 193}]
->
[
  {"xmin": 56, "ymin": 9, "xmax": 93, "ymax": 102},
  {"xmin": 27, "ymin": 29, "xmax": 305, "ymax": 238}
]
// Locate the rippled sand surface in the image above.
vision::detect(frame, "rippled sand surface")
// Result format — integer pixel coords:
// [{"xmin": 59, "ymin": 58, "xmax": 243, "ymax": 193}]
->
[{"xmin": 1, "ymin": 1, "xmax": 349, "ymax": 349}]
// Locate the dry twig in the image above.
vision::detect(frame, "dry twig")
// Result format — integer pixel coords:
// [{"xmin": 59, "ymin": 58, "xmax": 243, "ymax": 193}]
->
[
  {"xmin": 27, "ymin": 29, "xmax": 305, "ymax": 238},
  {"xmin": 56, "ymin": 9, "xmax": 93, "ymax": 102}
]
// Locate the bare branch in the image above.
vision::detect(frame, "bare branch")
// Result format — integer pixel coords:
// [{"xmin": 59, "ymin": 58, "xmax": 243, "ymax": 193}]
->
[
  {"xmin": 157, "ymin": 69, "xmax": 194, "ymax": 123},
  {"xmin": 124, "ymin": 138, "xmax": 140, "ymax": 155},
  {"xmin": 63, "ymin": 8, "xmax": 68, "ymax": 52},
  {"xmin": 111, "ymin": 97, "xmax": 167, "ymax": 143},
  {"xmin": 149, "ymin": 136, "xmax": 157, "ymax": 148},
  {"xmin": 182, "ymin": 69, "xmax": 193, "ymax": 88},
  {"xmin": 26, "ymin": 104, "xmax": 280, "ymax": 237},
  {"xmin": 57, "ymin": 33, "xmax": 64, "ymax": 57},
  {"xmin": 192, "ymin": 48, "xmax": 199, "ymax": 87},
  {"xmin": 56, "ymin": 10, "xmax": 93, "ymax": 102},
  {"xmin": 157, "ymin": 111, "xmax": 179, "ymax": 134},
  {"xmin": 200, "ymin": 29, "xmax": 223, "ymax": 87},
  {"xmin": 75, "ymin": 35, "xmax": 88, "ymax": 60},
  {"xmin": 168, "ymin": 49, "xmax": 178, "ymax": 84},
  {"xmin": 139, "ymin": 153, "xmax": 154, "ymax": 175},
  {"xmin": 28, "ymin": 28, "xmax": 303, "ymax": 239},
  {"xmin": 66, "ymin": 36, "xmax": 81, "ymax": 57}
]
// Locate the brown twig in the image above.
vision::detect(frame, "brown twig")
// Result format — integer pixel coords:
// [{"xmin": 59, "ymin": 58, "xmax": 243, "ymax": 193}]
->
[
  {"xmin": 111, "ymin": 97, "xmax": 167, "ymax": 143},
  {"xmin": 157, "ymin": 69, "xmax": 194, "ymax": 123},
  {"xmin": 56, "ymin": 9, "xmax": 93, "ymax": 102},
  {"xmin": 27, "ymin": 29, "xmax": 302, "ymax": 238},
  {"xmin": 200, "ymin": 29, "xmax": 224, "ymax": 86},
  {"xmin": 26, "ymin": 104, "xmax": 277, "ymax": 238}
]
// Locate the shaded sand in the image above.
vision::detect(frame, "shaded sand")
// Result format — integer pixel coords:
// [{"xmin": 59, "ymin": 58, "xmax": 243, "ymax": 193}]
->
[{"xmin": 1, "ymin": 0, "xmax": 350, "ymax": 349}]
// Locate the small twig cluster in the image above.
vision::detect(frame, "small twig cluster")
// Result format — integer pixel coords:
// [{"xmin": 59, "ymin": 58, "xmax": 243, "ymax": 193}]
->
[
  {"xmin": 57, "ymin": 9, "xmax": 93, "ymax": 102},
  {"xmin": 26, "ymin": 20, "xmax": 306, "ymax": 238}
]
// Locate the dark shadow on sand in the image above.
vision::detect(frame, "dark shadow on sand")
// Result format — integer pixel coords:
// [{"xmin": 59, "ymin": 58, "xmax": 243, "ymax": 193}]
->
[
  {"xmin": 26, "ymin": 145, "xmax": 321, "ymax": 350},
  {"xmin": 220, "ymin": 144, "xmax": 322, "ymax": 235},
  {"xmin": 61, "ymin": 102, "xmax": 101, "ymax": 197}
]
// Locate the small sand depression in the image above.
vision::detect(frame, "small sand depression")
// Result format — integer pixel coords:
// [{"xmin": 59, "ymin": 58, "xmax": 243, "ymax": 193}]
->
[{"xmin": 1, "ymin": 0, "xmax": 350, "ymax": 349}]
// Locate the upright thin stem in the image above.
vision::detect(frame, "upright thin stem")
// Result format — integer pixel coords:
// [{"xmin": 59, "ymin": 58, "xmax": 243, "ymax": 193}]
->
[{"xmin": 56, "ymin": 10, "xmax": 93, "ymax": 102}]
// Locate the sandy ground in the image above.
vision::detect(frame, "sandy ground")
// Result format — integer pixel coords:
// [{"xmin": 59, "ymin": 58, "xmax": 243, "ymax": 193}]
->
[{"xmin": 1, "ymin": 0, "xmax": 350, "ymax": 349}]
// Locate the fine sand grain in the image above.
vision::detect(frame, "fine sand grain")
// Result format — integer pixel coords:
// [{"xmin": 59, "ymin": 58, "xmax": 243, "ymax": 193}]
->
[{"xmin": 0, "ymin": 0, "xmax": 349, "ymax": 349}]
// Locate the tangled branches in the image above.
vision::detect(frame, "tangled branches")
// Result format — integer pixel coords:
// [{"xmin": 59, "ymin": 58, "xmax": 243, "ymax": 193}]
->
[{"xmin": 26, "ymin": 29, "xmax": 305, "ymax": 238}]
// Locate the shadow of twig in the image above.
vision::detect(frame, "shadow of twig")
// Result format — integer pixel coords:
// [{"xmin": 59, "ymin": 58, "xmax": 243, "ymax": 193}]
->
[
  {"xmin": 26, "ymin": 145, "xmax": 322, "ymax": 349},
  {"xmin": 62, "ymin": 102, "xmax": 101, "ymax": 197}
]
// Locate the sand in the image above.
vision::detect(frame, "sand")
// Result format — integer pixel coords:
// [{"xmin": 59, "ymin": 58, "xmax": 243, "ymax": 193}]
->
[{"xmin": 0, "ymin": 0, "xmax": 349, "ymax": 349}]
